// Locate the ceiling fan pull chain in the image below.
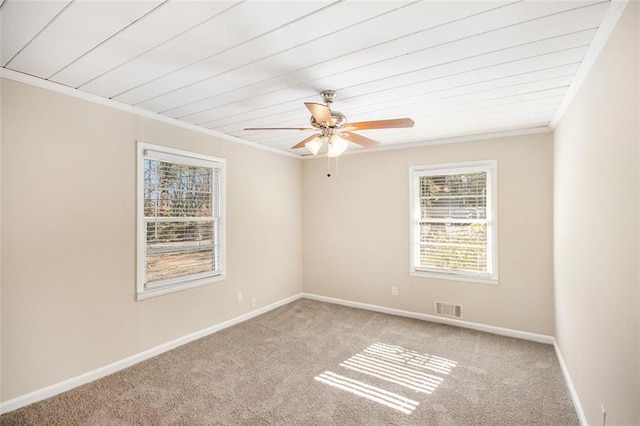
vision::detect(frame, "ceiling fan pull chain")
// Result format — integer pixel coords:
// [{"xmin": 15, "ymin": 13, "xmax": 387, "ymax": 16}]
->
[{"xmin": 326, "ymin": 157, "xmax": 339, "ymax": 178}]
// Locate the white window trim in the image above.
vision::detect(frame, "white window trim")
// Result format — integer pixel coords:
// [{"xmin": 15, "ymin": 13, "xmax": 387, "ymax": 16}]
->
[
  {"xmin": 136, "ymin": 141, "xmax": 226, "ymax": 300},
  {"xmin": 409, "ymin": 160, "xmax": 498, "ymax": 285}
]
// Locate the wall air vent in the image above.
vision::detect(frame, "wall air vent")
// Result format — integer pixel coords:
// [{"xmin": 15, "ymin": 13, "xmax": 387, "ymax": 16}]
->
[{"xmin": 434, "ymin": 301, "xmax": 463, "ymax": 319}]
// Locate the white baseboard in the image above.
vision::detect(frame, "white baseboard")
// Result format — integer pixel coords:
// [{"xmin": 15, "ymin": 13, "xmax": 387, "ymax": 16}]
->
[
  {"xmin": 0, "ymin": 292, "xmax": 303, "ymax": 415},
  {"xmin": 3, "ymin": 292, "xmax": 581, "ymax": 421},
  {"xmin": 302, "ymin": 293, "xmax": 554, "ymax": 344},
  {"xmin": 553, "ymin": 339, "xmax": 587, "ymax": 426}
]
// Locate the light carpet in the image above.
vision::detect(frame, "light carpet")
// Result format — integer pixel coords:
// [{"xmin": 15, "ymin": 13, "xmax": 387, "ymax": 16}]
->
[{"xmin": 1, "ymin": 299, "xmax": 578, "ymax": 425}]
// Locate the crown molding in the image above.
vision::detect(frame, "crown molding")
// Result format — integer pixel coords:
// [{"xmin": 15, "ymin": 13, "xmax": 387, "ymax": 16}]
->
[
  {"xmin": 0, "ymin": 68, "xmax": 302, "ymax": 160},
  {"xmin": 301, "ymin": 125, "xmax": 552, "ymax": 160}
]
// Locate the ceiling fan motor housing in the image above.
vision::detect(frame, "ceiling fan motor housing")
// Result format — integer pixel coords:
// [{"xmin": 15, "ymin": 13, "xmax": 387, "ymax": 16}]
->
[{"xmin": 310, "ymin": 110, "xmax": 347, "ymax": 129}]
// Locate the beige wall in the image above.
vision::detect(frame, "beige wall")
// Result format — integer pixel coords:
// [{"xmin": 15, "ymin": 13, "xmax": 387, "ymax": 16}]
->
[
  {"xmin": 3, "ymin": 3, "xmax": 638, "ymax": 412},
  {"xmin": 303, "ymin": 132, "xmax": 555, "ymax": 335},
  {"xmin": 0, "ymin": 73, "xmax": 3, "ymax": 400},
  {"xmin": 0, "ymin": 79, "xmax": 303, "ymax": 401},
  {"xmin": 553, "ymin": 1, "xmax": 640, "ymax": 424}
]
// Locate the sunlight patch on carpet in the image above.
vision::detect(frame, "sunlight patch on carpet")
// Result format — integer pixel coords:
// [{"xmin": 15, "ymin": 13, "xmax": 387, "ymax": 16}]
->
[
  {"xmin": 364, "ymin": 342, "xmax": 457, "ymax": 375},
  {"xmin": 314, "ymin": 342, "xmax": 457, "ymax": 414},
  {"xmin": 314, "ymin": 371, "xmax": 420, "ymax": 415}
]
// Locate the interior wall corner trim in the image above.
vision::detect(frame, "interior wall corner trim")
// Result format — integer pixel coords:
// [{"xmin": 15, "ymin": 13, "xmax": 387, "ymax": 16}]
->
[
  {"xmin": 302, "ymin": 292, "xmax": 554, "ymax": 344},
  {"xmin": 553, "ymin": 339, "xmax": 588, "ymax": 426},
  {"xmin": 0, "ymin": 292, "xmax": 304, "ymax": 415}
]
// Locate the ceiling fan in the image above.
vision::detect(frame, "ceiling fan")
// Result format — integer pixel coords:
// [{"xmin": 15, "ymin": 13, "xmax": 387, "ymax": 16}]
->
[{"xmin": 243, "ymin": 90, "xmax": 414, "ymax": 157}]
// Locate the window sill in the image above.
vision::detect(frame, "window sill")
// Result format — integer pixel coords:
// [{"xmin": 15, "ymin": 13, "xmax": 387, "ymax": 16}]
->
[
  {"xmin": 410, "ymin": 270, "xmax": 498, "ymax": 286},
  {"xmin": 137, "ymin": 274, "xmax": 226, "ymax": 301}
]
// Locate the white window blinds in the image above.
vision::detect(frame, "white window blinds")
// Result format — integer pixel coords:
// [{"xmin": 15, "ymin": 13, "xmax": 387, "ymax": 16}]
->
[
  {"xmin": 137, "ymin": 143, "xmax": 225, "ymax": 299},
  {"xmin": 410, "ymin": 162, "xmax": 497, "ymax": 282}
]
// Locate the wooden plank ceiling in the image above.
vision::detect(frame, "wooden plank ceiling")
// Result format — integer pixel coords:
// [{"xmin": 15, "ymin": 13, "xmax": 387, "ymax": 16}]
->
[{"xmin": 0, "ymin": 0, "xmax": 612, "ymax": 155}]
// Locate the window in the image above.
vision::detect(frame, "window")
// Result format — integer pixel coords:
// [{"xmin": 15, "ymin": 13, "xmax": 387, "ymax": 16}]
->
[
  {"xmin": 137, "ymin": 142, "xmax": 225, "ymax": 300},
  {"xmin": 409, "ymin": 161, "xmax": 497, "ymax": 284}
]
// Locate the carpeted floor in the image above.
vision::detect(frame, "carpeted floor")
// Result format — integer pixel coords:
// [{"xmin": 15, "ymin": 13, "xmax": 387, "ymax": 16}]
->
[{"xmin": 1, "ymin": 299, "xmax": 578, "ymax": 425}]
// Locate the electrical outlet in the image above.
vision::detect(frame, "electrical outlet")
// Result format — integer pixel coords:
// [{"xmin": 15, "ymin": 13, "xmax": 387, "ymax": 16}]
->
[
  {"xmin": 601, "ymin": 405, "xmax": 606, "ymax": 426},
  {"xmin": 251, "ymin": 297, "xmax": 257, "ymax": 307},
  {"xmin": 391, "ymin": 286, "xmax": 398, "ymax": 296},
  {"xmin": 237, "ymin": 291, "xmax": 243, "ymax": 303}
]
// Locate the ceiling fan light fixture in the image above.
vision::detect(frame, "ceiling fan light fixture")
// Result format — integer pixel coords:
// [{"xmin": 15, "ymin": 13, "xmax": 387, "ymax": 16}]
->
[
  {"xmin": 305, "ymin": 136, "xmax": 323, "ymax": 155},
  {"xmin": 327, "ymin": 134, "xmax": 349, "ymax": 157}
]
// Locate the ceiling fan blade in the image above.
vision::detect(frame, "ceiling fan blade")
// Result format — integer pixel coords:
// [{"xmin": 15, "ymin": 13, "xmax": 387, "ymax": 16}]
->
[
  {"xmin": 291, "ymin": 134, "xmax": 320, "ymax": 149},
  {"xmin": 346, "ymin": 118, "xmax": 414, "ymax": 131},
  {"xmin": 340, "ymin": 131, "xmax": 381, "ymax": 147},
  {"xmin": 243, "ymin": 127, "xmax": 314, "ymax": 131},
  {"xmin": 304, "ymin": 102, "xmax": 335, "ymax": 126}
]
